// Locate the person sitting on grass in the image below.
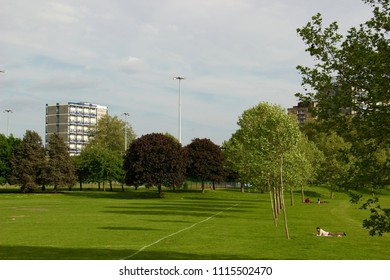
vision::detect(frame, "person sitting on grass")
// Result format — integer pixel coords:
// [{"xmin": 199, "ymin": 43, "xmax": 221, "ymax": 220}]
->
[{"xmin": 316, "ymin": 227, "xmax": 346, "ymax": 237}]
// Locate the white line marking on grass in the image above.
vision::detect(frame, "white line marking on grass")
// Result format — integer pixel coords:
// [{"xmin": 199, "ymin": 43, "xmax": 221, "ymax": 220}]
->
[{"xmin": 122, "ymin": 203, "xmax": 239, "ymax": 260}]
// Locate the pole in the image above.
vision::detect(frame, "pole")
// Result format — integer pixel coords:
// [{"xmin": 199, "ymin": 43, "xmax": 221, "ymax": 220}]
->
[
  {"xmin": 3, "ymin": 109, "xmax": 13, "ymax": 137},
  {"xmin": 122, "ymin": 112, "xmax": 130, "ymax": 152},
  {"xmin": 173, "ymin": 76, "xmax": 185, "ymax": 144}
]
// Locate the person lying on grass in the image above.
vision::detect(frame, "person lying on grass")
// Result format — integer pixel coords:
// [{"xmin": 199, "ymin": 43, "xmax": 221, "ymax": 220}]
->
[{"xmin": 316, "ymin": 227, "xmax": 346, "ymax": 237}]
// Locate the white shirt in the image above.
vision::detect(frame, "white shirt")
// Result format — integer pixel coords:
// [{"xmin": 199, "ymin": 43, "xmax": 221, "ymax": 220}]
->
[{"xmin": 317, "ymin": 228, "xmax": 330, "ymax": 236}]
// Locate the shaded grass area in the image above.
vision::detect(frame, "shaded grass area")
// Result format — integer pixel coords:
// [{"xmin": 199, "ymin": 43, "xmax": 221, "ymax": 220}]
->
[{"xmin": 0, "ymin": 187, "xmax": 389, "ymax": 260}]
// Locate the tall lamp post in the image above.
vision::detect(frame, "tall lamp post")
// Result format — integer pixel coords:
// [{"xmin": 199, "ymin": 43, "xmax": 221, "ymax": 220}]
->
[
  {"xmin": 122, "ymin": 112, "xmax": 130, "ymax": 152},
  {"xmin": 3, "ymin": 109, "xmax": 13, "ymax": 137},
  {"xmin": 173, "ymin": 76, "xmax": 185, "ymax": 144}
]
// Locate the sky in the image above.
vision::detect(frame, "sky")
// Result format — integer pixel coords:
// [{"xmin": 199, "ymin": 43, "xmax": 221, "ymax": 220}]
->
[{"xmin": 0, "ymin": 0, "xmax": 373, "ymax": 145}]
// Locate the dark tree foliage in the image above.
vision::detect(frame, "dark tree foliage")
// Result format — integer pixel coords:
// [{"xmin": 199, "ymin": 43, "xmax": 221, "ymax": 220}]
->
[
  {"xmin": 0, "ymin": 134, "xmax": 21, "ymax": 184},
  {"xmin": 124, "ymin": 133, "xmax": 187, "ymax": 198},
  {"xmin": 184, "ymin": 138, "xmax": 224, "ymax": 192},
  {"xmin": 72, "ymin": 155, "xmax": 87, "ymax": 191},
  {"xmin": 10, "ymin": 130, "xmax": 46, "ymax": 192},
  {"xmin": 361, "ymin": 197, "xmax": 390, "ymax": 236},
  {"xmin": 45, "ymin": 133, "xmax": 76, "ymax": 191}
]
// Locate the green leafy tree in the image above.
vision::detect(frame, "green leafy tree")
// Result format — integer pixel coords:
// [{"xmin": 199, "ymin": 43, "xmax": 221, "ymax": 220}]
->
[
  {"xmin": 72, "ymin": 155, "xmax": 88, "ymax": 190},
  {"xmin": 296, "ymin": 0, "xmax": 389, "ymax": 234},
  {"xmin": 283, "ymin": 134, "xmax": 324, "ymax": 205},
  {"xmin": 0, "ymin": 134, "xmax": 21, "ymax": 184},
  {"xmin": 45, "ymin": 133, "xmax": 76, "ymax": 191},
  {"xmin": 311, "ymin": 132, "xmax": 353, "ymax": 198},
  {"xmin": 184, "ymin": 138, "xmax": 224, "ymax": 193},
  {"xmin": 124, "ymin": 133, "xmax": 187, "ymax": 198},
  {"xmin": 10, "ymin": 130, "xmax": 46, "ymax": 192},
  {"xmin": 223, "ymin": 102, "xmax": 301, "ymax": 238},
  {"xmin": 89, "ymin": 115, "xmax": 136, "ymax": 154},
  {"xmin": 78, "ymin": 146, "xmax": 124, "ymax": 191}
]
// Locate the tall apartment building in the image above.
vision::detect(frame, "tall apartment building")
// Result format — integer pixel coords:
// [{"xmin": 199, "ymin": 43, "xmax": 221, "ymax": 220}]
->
[
  {"xmin": 45, "ymin": 102, "xmax": 108, "ymax": 156},
  {"xmin": 287, "ymin": 101, "xmax": 316, "ymax": 125}
]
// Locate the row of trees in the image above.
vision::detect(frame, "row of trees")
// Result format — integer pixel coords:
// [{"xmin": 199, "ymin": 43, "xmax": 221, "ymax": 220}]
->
[{"xmin": 0, "ymin": 115, "xmax": 227, "ymax": 197}]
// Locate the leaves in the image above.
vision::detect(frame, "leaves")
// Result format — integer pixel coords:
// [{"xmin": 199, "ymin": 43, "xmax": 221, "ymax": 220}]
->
[
  {"xmin": 297, "ymin": 0, "xmax": 390, "ymax": 235},
  {"xmin": 124, "ymin": 133, "xmax": 187, "ymax": 196},
  {"xmin": 223, "ymin": 102, "xmax": 302, "ymax": 190},
  {"xmin": 10, "ymin": 130, "xmax": 46, "ymax": 191},
  {"xmin": 184, "ymin": 138, "xmax": 224, "ymax": 190},
  {"xmin": 45, "ymin": 133, "xmax": 76, "ymax": 190}
]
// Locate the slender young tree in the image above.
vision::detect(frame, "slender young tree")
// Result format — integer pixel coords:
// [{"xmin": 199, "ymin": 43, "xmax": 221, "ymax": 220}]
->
[{"xmin": 223, "ymin": 102, "xmax": 301, "ymax": 239}]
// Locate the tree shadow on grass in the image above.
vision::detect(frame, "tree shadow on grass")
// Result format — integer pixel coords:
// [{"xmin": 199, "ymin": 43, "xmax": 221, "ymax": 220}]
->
[
  {"xmin": 98, "ymin": 226, "xmax": 160, "ymax": 231},
  {"xmin": 297, "ymin": 190, "xmax": 323, "ymax": 198},
  {"xmin": 0, "ymin": 245, "xmax": 254, "ymax": 260},
  {"xmin": 62, "ymin": 190, "xmax": 159, "ymax": 200}
]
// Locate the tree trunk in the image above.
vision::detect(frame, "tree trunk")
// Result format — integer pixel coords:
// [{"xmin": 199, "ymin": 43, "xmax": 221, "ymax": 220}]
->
[
  {"xmin": 79, "ymin": 181, "xmax": 83, "ymax": 191},
  {"xmin": 212, "ymin": 181, "xmax": 216, "ymax": 190},
  {"xmin": 109, "ymin": 181, "xmax": 113, "ymax": 191},
  {"xmin": 240, "ymin": 182, "xmax": 244, "ymax": 193},
  {"xmin": 290, "ymin": 187, "xmax": 294, "ymax": 206},
  {"xmin": 301, "ymin": 185, "xmax": 304, "ymax": 203},
  {"xmin": 273, "ymin": 186, "xmax": 279, "ymax": 218},
  {"xmin": 201, "ymin": 181, "xmax": 205, "ymax": 193},
  {"xmin": 269, "ymin": 179, "xmax": 277, "ymax": 227},
  {"xmin": 98, "ymin": 182, "xmax": 101, "ymax": 191},
  {"xmin": 158, "ymin": 186, "xmax": 163, "ymax": 198},
  {"xmin": 280, "ymin": 156, "xmax": 290, "ymax": 239}
]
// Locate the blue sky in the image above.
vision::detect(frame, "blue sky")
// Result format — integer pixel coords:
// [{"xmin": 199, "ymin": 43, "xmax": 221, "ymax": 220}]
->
[{"xmin": 0, "ymin": 0, "xmax": 372, "ymax": 145}]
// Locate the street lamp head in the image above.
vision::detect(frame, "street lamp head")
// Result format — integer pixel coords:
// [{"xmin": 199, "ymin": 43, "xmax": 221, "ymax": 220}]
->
[
  {"xmin": 173, "ymin": 76, "xmax": 185, "ymax": 80},
  {"xmin": 3, "ymin": 109, "xmax": 13, "ymax": 113}
]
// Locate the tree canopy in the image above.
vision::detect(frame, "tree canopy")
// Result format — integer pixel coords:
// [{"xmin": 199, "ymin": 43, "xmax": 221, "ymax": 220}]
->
[
  {"xmin": 123, "ymin": 133, "xmax": 187, "ymax": 197},
  {"xmin": 10, "ymin": 130, "xmax": 46, "ymax": 192},
  {"xmin": 184, "ymin": 138, "xmax": 224, "ymax": 192},
  {"xmin": 45, "ymin": 133, "xmax": 76, "ymax": 191},
  {"xmin": 296, "ymin": 0, "xmax": 390, "ymax": 235},
  {"xmin": 0, "ymin": 134, "xmax": 21, "ymax": 184},
  {"xmin": 77, "ymin": 145, "xmax": 124, "ymax": 191},
  {"xmin": 89, "ymin": 114, "xmax": 136, "ymax": 154}
]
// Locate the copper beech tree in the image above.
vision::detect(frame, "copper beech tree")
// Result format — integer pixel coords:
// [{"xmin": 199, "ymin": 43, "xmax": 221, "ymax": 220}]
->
[
  {"xmin": 184, "ymin": 138, "xmax": 224, "ymax": 193},
  {"xmin": 123, "ymin": 133, "xmax": 187, "ymax": 198}
]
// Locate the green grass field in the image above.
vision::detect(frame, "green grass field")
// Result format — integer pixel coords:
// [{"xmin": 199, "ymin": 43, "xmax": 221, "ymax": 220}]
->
[{"xmin": 0, "ymin": 186, "xmax": 389, "ymax": 260}]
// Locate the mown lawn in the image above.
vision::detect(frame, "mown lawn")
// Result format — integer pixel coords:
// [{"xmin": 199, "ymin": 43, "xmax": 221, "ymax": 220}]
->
[{"xmin": 0, "ymin": 186, "xmax": 389, "ymax": 260}]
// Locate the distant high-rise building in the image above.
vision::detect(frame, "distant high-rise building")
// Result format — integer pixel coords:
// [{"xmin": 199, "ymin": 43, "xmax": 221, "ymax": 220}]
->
[
  {"xmin": 287, "ymin": 101, "xmax": 316, "ymax": 125},
  {"xmin": 45, "ymin": 102, "xmax": 108, "ymax": 155}
]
